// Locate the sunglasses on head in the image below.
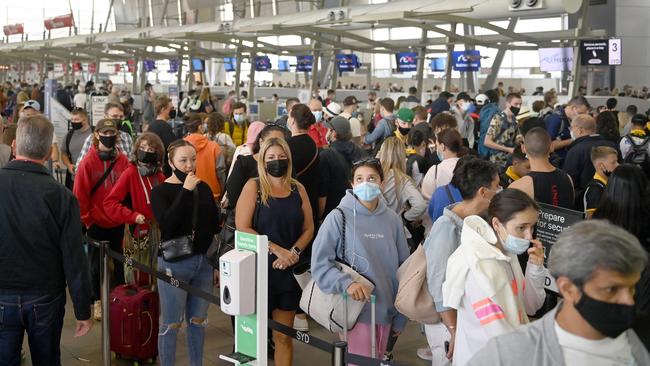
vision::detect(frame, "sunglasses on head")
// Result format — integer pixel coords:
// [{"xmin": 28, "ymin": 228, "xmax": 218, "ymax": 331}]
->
[{"xmin": 352, "ymin": 157, "xmax": 381, "ymax": 169}]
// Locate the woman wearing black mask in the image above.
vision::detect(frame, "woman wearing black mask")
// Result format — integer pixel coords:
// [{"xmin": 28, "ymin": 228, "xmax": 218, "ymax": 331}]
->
[
  {"xmin": 105, "ymin": 132, "xmax": 166, "ymax": 284},
  {"xmin": 151, "ymin": 139, "xmax": 220, "ymax": 365},
  {"xmin": 236, "ymin": 137, "xmax": 314, "ymax": 366},
  {"xmin": 73, "ymin": 119, "xmax": 130, "ymax": 320}
]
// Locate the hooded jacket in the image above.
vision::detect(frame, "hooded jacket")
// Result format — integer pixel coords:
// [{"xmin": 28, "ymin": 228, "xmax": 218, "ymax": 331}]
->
[
  {"xmin": 318, "ymin": 140, "xmax": 367, "ymax": 217},
  {"xmin": 184, "ymin": 133, "xmax": 225, "ymax": 199},
  {"xmin": 443, "ymin": 215, "xmax": 546, "ymax": 366},
  {"xmin": 311, "ymin": 190, "xmax": 410, "ymax": 330},
  {"xmin": 73, "ymin": 146, "xmax": 130, "ymax": 228}
]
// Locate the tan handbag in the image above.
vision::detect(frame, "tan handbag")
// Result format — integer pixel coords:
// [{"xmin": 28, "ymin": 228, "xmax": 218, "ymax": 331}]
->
[{"xmin": 394, "ymin": 245, "xmax": 440, "ymax": 324}]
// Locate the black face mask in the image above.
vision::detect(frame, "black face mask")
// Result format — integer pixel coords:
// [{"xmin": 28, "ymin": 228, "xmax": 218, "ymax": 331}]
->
[
  {"xmin": 266, "ymin": 159, "xmax": 289, "ymax": 178},
  {"xmin": 398, "ymin": 127, "xmax": 411, "ymax": 136},
  {"xmin": 137, "ymin": 164, "xmax": 158, "ymax": 177},
  {"xmin": 99, "ymin": 135, "xmax": 117, "ymax": 149},
  {"xmin": 602, "ymin": 167, "xmax": 613, "ymax": 177},
  {"xmin": 173, "ymin": 166, "xmax": 188, "ymax": 182},
  {"xmin": 98, "ymin": 150, "xmax": 115, "ymax": 161},
  {"xmin": 113, "ymin": 119, "xmax": 123, "ymax": 128},
  {"xmin": 71, "ymin": 122, "xmax": 83, "ymax": 130},
  {"xmin": 510, "ymin": 106, "xmax": 521, "ymax": 116},
  {"xmin": 169, "ymin": 109, "xmax": 177, "ymax": 119},
  {"xmin": 574, "ymin": 291, "xmax": 636, "ymax": 338},
  {"xmin": 137, "ymin": 150, "xmax": 158, "ymax": 165}
]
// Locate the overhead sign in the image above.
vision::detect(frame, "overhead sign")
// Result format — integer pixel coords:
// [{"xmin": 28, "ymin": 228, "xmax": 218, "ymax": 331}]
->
[
  {"xmin": 72, "ymin": 62, "xmax": 82, "ymax": 72},
  {"xmin": 396, "ymin": 52, "xmax": 417, "ymax": 72},
  {"xmin": 126, "ymin": 60, "xmax": 136, "ymax": 73},
  {"xmin": 451, "ymin": 50, "xmax": 481, "ymax": 72},
  {"xmin": 191, "ymin": 58, "xmax": 205, "ymax": 72},
  {"xmin": 88, "ymin": 62, "xmax": 97, "ymax": 74},
  {"xmin": 143, "ymin": 60, "xmax": 156, "ymax": 72},
  {"xmin": 3, "ymin": 23, "xmax": 24, "ymax": 36},
  {"xmin": 430, "ymin": 57, "xmax": 446, "ymax": 72},
  {"xmin": 538, "ymin": 47, "xmax": 574, "ymax": 72},
  {"xmin": 580, "ymin": 39, "xmax": 622, "ymax": 66},
  {"xmin": 336, "ymin": 54, "xmax": 359, "ymax": 72},
  {"xmin": 223, "ymin": 57, "xmax": 237, "ymax": 72},
  {"xmin": 296, "ymin": 55, "xmax": 313, "ymax": 72},
  {"xmin": 254, "ymin": 56, "xmax": 271, "ymax": 72},
  {"xmin": 278, "ymin": 60, "xmax": 290, "ymax": 72},
  {"xmin": 168, "ymin": 59, "xmax": 179, "ymax": 73},
  {"xmin": 44, "ymin": 13, "xmax": 75, "ymax": 30}
]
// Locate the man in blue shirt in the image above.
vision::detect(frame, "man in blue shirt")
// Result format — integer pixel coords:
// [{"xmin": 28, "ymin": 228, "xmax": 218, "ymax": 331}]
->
[{"xmin": 544, "ymin": 96, "xmax": 590, "ymax": 165}]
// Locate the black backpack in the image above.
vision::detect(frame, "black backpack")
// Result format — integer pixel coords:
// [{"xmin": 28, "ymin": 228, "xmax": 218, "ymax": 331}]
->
[{"xmin": 624, "ymin": 135, "xmax": 650, "ymax": 176}]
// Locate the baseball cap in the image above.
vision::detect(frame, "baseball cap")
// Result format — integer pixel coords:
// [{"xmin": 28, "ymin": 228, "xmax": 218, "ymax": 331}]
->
[
  {"xmin": 343, "ymin": 96, "xmax": 359, "ymax": 106},
  {"xmin": 326, "ymin": 116, "xmax": 351, "ymax": 136},
  {"xmin": 22, "ymin": 100, "xmax": 41, "ymax": 112},
  {"xmin": 95, "ymin": 118, "xmax": 118, "ymax": 133},
  {"xmin": 396, "ymin": 108, "xmax": 415, "ymax": 124},
  {"xmin": 475, "ymin": 94, "xmax": 489, "ymax": 106},
  {"xmin": 324, "ymin": 102, "xmax": 342, "ymax": 118}
]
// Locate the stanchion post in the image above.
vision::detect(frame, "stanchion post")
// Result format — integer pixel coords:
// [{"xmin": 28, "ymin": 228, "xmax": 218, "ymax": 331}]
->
[
  {"xmin": 332, "ymin": 341, "xmax": 347, "ymax": 366},
  {"xmin": 100, "ymin": 240, "xmax": 111, "ymax": 366}
]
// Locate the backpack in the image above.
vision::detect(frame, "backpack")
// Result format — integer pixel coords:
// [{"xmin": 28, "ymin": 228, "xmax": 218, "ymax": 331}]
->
[
  {"xmin": 478, "ymin": 103, "xmax": 500, "ymax": 158},
  {"xmin": 624, "ymin": 135, "xmax": 650, "ymax": 176},
  {"xmin": 371, "ymin": 116, "xmax": 395, "ymax": 157}
]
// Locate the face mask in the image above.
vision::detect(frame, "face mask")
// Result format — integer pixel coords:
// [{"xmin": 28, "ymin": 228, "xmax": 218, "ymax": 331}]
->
[
  {"xmin": 574, "ymin": 291, "xmax": 636, "ymax": 338},
  {"xmin": 234, "ymin": 114, "xmax": 245, "ymax": 124},
  {"xmin": 353, "ymin": 181, "xmax": 382, "ymax": 201},
  {"xmin": 71, "ymin": 121, "xmax": 83, "ymax": 130},
  {"xmin": 436, "ymin": 150, "xmax": 444, "ymax": 161},
  {"xmin": 99, "ymin": 135, "xmax": 117, "ymax": 149},
  {"xmin": 173, "ymin": 166, "xmax": 188, "ymax": 182},
  {"xmin": 510, "ymin": 106, "xmax": 521, "ymax": 116},
  {"xmin": 98, "ymin": 150, "xmax": 115, "ymax": 161},
  {"xmin": 137, "ymin": 150, "xmax": 158, "ymax": 165},
  {"xmin": 503, "ymin": 234, "xmax": 530, "ymax": 255},
  {"xmin": 460, "ymin": 102, "xmax": 471, "ymax": 112},
  {"xmin": 398, "ymin": 127, "xmax": 411, "ymax": 136},
  {"xmin": 168, "ymin": 109, "xmax": 177, "ymax": 119},
  {"xmin": 266, "ymin": 159, "xmax": 289, "ymax": 178},
  {"xmin": 137, "ymin": 164, "xmax": 158, "ymax": 177},
  {"xmin": 312, "ymin": 111, "xmax": 323, "ymax": 123},
  {"xmin": 602, "ymin": 169, "xmax": 612, "ymax": 177}
]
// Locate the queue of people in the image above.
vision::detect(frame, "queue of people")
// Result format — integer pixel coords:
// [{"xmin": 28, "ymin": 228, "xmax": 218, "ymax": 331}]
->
[{"xmin": 0, "ymin": 84, "xmax": 649, "ymax": 366}]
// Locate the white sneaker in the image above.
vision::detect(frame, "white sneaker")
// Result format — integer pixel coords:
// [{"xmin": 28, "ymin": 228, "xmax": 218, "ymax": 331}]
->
[
  {"xmin": 93, "ymin": 300, "xmax": 102, "ymax": 321},
  {"xmin": 417, "ymin": 347, "xmax": 433, "ymax": 361},
  {"xmin": 293, "ymin": 315, "xmax": 309, "ymax": 331}
]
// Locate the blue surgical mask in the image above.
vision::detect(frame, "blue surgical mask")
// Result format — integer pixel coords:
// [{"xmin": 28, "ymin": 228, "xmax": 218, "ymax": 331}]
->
[
  {"xmin": 312, "ymin": 111, "xmax": 323, "ymax": 123},
  {"xmin": 234, "ymin": 114, "xmax": 245, "ymax": 124},
  {"xmin": 503, "ymin": 234, "xmax": 530, "ymax": 255},
  {"xmin": 353, "ymin": 182, "xmax": 382, "ymax": 201},
  {"xmin": 436, "ymin": 151, "xmax": 444, "ymax": 161}
]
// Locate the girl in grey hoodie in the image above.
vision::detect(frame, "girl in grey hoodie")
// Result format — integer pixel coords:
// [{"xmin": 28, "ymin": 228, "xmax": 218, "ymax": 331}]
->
[{"xmin": 311, "ymin": 158, "xmax": 410, "ymax": 359}]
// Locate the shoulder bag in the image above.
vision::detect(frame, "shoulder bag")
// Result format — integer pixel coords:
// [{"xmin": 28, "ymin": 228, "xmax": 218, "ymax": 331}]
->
[
  {"xmin": 295, "ymin": 208, "xmax": 375, "ymax": 333},
  {"xmin": 159, "ymin": 188, "xmax": 199, "ymax": 262}
]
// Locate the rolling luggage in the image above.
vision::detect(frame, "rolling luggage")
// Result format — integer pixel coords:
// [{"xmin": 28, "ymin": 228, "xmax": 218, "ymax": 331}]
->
[{"xmin": 110, "ymin": 284, "xmax": 159, "ymax": 363}]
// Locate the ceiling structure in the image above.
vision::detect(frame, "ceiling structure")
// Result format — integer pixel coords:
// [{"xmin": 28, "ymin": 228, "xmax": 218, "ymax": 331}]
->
[{"xmin": 0, "ymin": 0, "xmax": 606, "ymax": 65}]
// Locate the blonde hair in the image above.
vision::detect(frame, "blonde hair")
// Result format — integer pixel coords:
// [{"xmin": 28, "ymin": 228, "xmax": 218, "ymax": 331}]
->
[
  {"xmin": 377, "ymin": 136, "xmax": 411, "ymax": 190},
  {"xmin": 256, "ymin": 137, "xmax": 297, "ymax": 206},
  {"xmin": 199, "ymin": 87, "xmax": 210, "ymax": 102}
]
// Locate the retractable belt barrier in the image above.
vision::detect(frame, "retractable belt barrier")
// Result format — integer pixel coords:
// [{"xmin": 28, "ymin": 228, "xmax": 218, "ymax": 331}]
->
[{"xmin": 88, "ymin": 238, "xmax": 409, "ymax": 366}]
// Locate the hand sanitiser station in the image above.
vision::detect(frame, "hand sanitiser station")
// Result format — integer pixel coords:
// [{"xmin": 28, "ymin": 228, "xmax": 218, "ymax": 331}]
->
[
  {"xmin": 220, "ymin": 231, "xmax": 268, "ymax": 366},
  {"xmin": 220, "ymin": 249, "xmax": 256, "ymax": 316}
]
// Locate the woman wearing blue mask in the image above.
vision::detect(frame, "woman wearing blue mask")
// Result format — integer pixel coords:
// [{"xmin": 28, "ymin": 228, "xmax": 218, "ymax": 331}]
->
[
  {"xmin": 442, "ymin": 188, "xmax": 546, "ymax": 366},
  {"xmin": 311, "ymin": 158, "xmax": 410, "ymax": 360}
]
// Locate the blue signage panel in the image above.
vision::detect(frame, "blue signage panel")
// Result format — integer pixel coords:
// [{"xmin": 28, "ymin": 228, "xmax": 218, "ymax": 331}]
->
[
  {"xmin": 336, "ymin": 53, "xmax": 359, "ymax": 72},
  {"xmin": 143, "ymin": 60, "xmax": 156, "ymax": 72},
  {"xmin": 254, "ymin": 56, "xmax": 271, "ymax": 71},
  {"xmin": 296, "ymin": 55, "xmax": 313, "ymax": 72},
  {"xmin": 278, "ymin": 60, "xmax": 290, "ymax": 72},
  {"xmin": 430, "ymin": 57, "xmax": 446, "ymax": 72},
  {"xmin": 396, "ymin": 52, "xmax": 417, "ymax": 72},
  {"xmin": 224, "ymin": 57, "xmax": 237, "ymax": 72},
  {"xmin": 191, "ymin": 58, "xmax": 205, "ymax": 72},
  {"xmin": 168, "ymin": 59, "xmax": 179, "ymax": 73},
  {"xmin": 451, "ymin": 50, "xmax": 481, "ymax": 72}
]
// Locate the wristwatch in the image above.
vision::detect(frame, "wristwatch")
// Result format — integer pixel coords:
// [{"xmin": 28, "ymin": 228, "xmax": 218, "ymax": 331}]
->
[{"xmin": 291, "ymin": 246, "xmax": 302, "ymax": 256}]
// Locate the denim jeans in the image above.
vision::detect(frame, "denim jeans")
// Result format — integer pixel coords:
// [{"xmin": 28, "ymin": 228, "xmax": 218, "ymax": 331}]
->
[
  {"xmin": 157, "ymin": 254, "xmax": 213, "ymax": 366},
  {"xmin": 0, "ymin": 292, "xmax": 66, "ymax": 366}
]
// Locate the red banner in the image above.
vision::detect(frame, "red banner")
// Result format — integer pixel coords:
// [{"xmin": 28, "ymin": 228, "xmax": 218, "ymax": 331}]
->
[
  {"xmin": 3, "ymin": 23, "xmax": 24, "ymax": 36},
  {"xmin": 72, "ymin": 62, "xmax": 82, "ymax": 72},
  {"xmin": 88, "ymin": 62, "xmax": 97, "ymax": 74},
  {"xmin": 114, "ymin": 64, "xmax": 121, "ymax": 73},
  {"xmin": 126, "ymin": 60, "xmax": 136, "ymax": 73},
  {"xmin": 44, "ymin": 13, "xmax": 74, "ymax": 30}
]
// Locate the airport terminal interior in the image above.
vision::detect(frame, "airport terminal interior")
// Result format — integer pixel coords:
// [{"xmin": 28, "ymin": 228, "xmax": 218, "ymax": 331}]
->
[{"xmin": 1, "ymin": 0, "xmax": 650, "ymax": 365}]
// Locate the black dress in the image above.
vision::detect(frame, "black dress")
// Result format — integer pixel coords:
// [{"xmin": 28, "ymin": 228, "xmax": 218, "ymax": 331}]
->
[{"xmin": 255, "ymin": 186, "xmax": 304, "ymax": 311}]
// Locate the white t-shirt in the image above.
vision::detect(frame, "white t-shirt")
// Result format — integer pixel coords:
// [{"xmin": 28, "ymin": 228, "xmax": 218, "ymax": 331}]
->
[
  {"xmin": 339, "ymin": 112, "xmax": 362, "ymax": 138},
  {"xmin": 73, "ymin": 93, "xmax": 87, "ymax": 110},
  {"xmin": 555, "ymin": 321, "xmax": 636, "ymax": 366}
]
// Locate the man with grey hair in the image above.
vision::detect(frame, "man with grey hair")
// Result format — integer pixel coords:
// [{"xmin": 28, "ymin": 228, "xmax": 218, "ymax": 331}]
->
[
  {"xmin": 0, "ymin": 115, "xmax": 93, "ymax": 363},
  {"xmin": 467, "ymin": 220, "xmax": 650, "ymax": 366}
]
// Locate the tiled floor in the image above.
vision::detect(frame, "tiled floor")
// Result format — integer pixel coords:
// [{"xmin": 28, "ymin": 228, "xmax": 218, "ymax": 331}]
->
[{"xmin": 21, "ymin": 293, "xmax": 430, "ymax": 365}]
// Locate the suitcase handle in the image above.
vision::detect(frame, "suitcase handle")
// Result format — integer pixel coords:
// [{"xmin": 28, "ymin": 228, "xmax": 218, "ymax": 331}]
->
[{"xmin": 139, "ymin": 311, "xmax": 154, "ymax": 347}]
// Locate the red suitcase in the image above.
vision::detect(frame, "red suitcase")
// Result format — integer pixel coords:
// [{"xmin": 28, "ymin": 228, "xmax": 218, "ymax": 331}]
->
[{"xmin": 110, "ymin": 284, "xmax": 159, "ymax": 363}]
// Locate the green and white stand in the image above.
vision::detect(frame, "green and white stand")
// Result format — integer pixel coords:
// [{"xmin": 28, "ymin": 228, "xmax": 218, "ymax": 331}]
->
[{"xmin": 220, "ymin": 231, "xmax": 268, "ymax": 366}]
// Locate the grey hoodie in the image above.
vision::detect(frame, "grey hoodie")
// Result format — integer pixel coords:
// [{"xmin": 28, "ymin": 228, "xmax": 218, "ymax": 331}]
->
[{"xmin": 311, "ymin": 190, "xmax": 410, "ymax": 330}]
